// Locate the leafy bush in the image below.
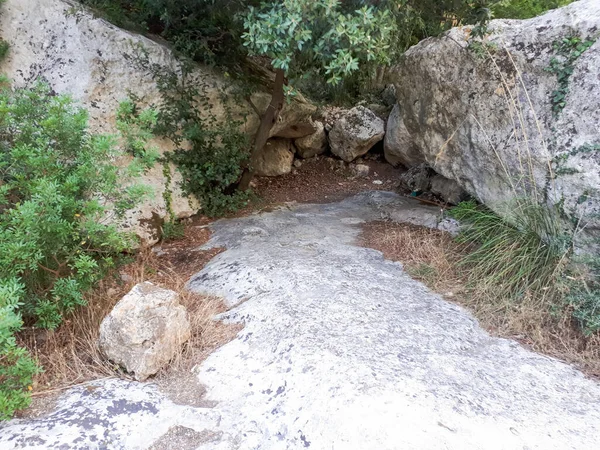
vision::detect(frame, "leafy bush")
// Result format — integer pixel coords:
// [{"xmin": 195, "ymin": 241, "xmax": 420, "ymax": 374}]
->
[
  {"xmin": 132, "ymin": 52, "xmax": 251, "ymax": 217},
  {"xmin": 116, "ymin": 97, "xmax": 160, "ymax": 166},
  {"xmin": 0, "ymin": 81, "xmax": 151, "ymax": 418},
  {"xmin": 546, "ymin": 36, "xmax": 596, "ymax": 116},
  {"xmin": 564, "ymin": 253, "xmax": 600, "ymax": 335},
  {"xmin": 0, "ymin": 280, "xmax": 39, "ymax": 420},
  {"xmin": 493, "ymin": 0, "xmax": 574, "ymax": 19}
]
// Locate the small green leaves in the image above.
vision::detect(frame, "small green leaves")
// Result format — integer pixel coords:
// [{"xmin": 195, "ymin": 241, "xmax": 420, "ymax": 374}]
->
[
  {"xmin": 0, "ymin": 81, "xmax": 148, "ymax": 419},
  {"xmin": 547, "ymin": 35, "xmax": 596, "ymax": 116},
  {"xmin": 242, "ymin": 0, "xmax": 397, "ymax": 86}
]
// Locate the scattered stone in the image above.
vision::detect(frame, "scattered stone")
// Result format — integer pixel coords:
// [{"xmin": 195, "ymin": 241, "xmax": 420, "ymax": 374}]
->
[
  {"xmin": 120, "ymin": 272, "xmax": 133, "ymax": 283},
  {"xmin": 372, "ymin": 180, "xmax": 383, "ymax": 185},
  {"xmin": 438, "ymin": 217, "xmax": 461, "ymax": 236},
  {"xmin": 293, "ymin": 159, "xmax": 302, "ymax": 168},
  {"xmin": 328, "ymin": 106, "xmax": 385, "ymax": 162},
  {"xmin": 152, "ymin": 246, "xmax": 168, "ymax": 257},
  {"xmin": 366, "ymin": 103, "xmax": 392, "ymax": 121},
  {"xmin": 294, "ymin": 121, "xmax": 328, "ymax": 159},
  {"xmin": 399, "ymin": 164, "xmax": 436, "ymax": 193},
  {"xmin": 351, "ymin": 163, "xmax": 370, "ymax": 178},
  {"xmin": 254, "ymin": 139, "xmax": 295, "ymax": 177},
  {"xmin": 399, "ymin": 165, "xmax": 468, "ymax": 205},
  {"xmin": 98, "ymin": 282, "xmax": 191, "ymax": 381}
]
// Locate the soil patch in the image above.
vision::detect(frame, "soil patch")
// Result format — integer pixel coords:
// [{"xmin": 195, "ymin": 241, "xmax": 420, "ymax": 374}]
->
[{"xmin": 252, "ymin": 154, "xmax": 402, "ymax": 205}]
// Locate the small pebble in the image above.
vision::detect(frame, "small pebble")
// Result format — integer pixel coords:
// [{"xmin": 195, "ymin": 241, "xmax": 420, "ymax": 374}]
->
[
  {"xmin": 120, "ymin": 273, "xmax": 133, "ymax": 283},
  {"xmin": 372, "ymin": 180, "xmax": 383, "ymax": 185}
]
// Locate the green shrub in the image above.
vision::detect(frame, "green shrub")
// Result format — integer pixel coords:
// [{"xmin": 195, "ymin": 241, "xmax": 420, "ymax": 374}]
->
[
  {"xmin": 0, "ymin": 81, "xmax": 151, "ymax": 418},
  {"xmin": 450, "ymin": 199, "xmax": 600, "ymax": 337},
  {"xmin": 546, "ymin": 36, "xmax": 596, "ymax": 116},
  {"xmin": 116, "ymin": 97, "xmax": 160, "ymax": 166},
  {"xmin": 564, "ymin": 253, "xmax": 600, "ymax": 335},
  {"xmin": 450, "ymin": 199, "xmax": 571, "ymax": 300},
  {"xmin": 0, "ymin": 279, "xmax": 40, "ymax": 420},
  {"xmin": 493, "ymin": 0, "xmax": 574, "ymax": 19},
  {"xmin": 131, "ymin": 53, "xmax": 252, "ymax": 217}
]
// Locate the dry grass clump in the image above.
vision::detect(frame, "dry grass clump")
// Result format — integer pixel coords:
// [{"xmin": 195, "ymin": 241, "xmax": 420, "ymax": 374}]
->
[
  {"xmin": 360, "ymin": 220, "xmax": 600, "ymax": 378},
  {"xmin": 361, "ymin": 221, "xmax": 465, "ymax": 294},
  {"xmin": 18, "ymin": 223, "xmax": 238, "ymax": 396}
]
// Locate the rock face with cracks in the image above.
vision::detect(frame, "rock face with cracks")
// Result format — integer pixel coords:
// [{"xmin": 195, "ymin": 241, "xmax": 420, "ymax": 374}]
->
[
  {"xmin": 386, "ymin": 0, "xmax": 600, "ymax": 251},
  {"xmin": 3, "ymin": 192, "xmax": 600, "ymax": 449},
  {"xmin": 99, "ymin": 282, "xmax": 191, "ymax": 381},
  {"xmin": 294, "ymin": 121, "xmax": 329, "ymax": 159}
]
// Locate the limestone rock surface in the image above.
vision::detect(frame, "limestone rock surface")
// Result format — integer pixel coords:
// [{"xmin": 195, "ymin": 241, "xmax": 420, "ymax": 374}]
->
[
  {"xmin": 3, "ymin": 193, "xmax": 600, "ymax": 448},
  {"xmin": 255, "ymin": 139, "xmax": 295, "ymax": 177},
  {"xmin": 99, "ymin": 282, "xmax": 190, "ymax": 381},
  {"xmin": 387, "ymin": 0, "xmax": 600, "ymax": 250},
  {"xmin": 328, "ymin": 106, "xmax": 385, "ymax": 162},
  {"xmin": 0, "ymin": 0, "xmax": 315, "ymax": 243},
  {"xmin": 294, "ymin": 121, "xmax": 328, "ymax": 159}
]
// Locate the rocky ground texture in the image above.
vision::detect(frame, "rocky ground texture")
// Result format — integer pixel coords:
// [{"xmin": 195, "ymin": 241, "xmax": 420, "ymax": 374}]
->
[{"xmin": 2, "ymin": 192, "xmax": 600, "ymax": 450}]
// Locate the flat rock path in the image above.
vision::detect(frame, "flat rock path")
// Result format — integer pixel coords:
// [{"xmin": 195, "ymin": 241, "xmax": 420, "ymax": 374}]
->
[{"xmin": 2, "ymin": 192, "xmax": 600, "ymax": 449}]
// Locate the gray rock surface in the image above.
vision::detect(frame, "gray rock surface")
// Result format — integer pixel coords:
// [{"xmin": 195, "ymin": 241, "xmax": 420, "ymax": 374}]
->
[
  {"xmin": 351, "ymin": 163, "xmax": 371, "ymax": 178},
  {"xmin": 294, "ymin": 121, "xmax": 328, "ymax": 159},
  {"xmin": 384, "ymin": 104, "xmax": 423, "ymax": 167},
  {"xmin": 328, "ymin": 106, "xmax": 385, "ymax": 162},
  {"xmin": 387, "ymin": 0, "xmax": 600, "ymax": 251},
  {"xmin": 254, "ymin": 139, "xmax": 295, "ymax": 177},
  {"xmin": 3, "ymin": 192, "xmax": 600, "ymax": 449},
  {"xmin": 99, "ymin": 282, "xmax": 191, "ymax": 381},
  {"xmin": 430, "ymin": 174, "xmax": 469, "ymax": 205},
  {"xmin": 0, "ymin": 379, "xmax": 221, "ymax": 450}
]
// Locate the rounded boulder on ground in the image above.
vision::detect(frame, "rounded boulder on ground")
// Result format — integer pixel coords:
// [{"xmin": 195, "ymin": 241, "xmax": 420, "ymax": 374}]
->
[
  {"xmin": 98, "ymin": 282, "xmax": 191, "ymax": 381},
  {"xmin": 328, "ymin": 106, "xmax": 385, "ymax": 162}
]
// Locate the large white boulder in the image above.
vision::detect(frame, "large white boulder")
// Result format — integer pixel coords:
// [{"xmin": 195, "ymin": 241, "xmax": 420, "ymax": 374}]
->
[
  {"xmin": 98, "ymin": 282, "xmax": 191, "ymax": 381},
  {"xmin": 387, "ymin": 0, "xmax": 600, "ymax": 251},
  {"xmin": 328, "ymin": 106, "xmax": 385, "ymax": 162}
]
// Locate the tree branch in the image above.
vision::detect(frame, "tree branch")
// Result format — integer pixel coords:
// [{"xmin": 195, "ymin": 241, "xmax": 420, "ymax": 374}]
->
[{"xmin": 246, "ymin": 96, "xmax": 263, "ymax": 119}]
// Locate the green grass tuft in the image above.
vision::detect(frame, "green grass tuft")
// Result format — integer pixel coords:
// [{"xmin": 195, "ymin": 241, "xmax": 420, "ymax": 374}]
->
[{"xmin": 450, "ymin": 199, "xmax": 571, "ymax": 301}]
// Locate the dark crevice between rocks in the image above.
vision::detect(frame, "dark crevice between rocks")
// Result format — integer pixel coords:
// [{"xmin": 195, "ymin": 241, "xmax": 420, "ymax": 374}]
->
[{"xmin": 397, "ymin": 163, "xmax": 471, "ymax": 206}]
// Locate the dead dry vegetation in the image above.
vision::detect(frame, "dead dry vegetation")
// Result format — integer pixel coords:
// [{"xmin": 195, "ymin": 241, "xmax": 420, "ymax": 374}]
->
[
  {"xmin": 18, "ymin": 222, "xmax": 239, "ymax": 399},
  {"xmin": 360, "ymin": 220, "xmax": 600, "ymax": 378}
]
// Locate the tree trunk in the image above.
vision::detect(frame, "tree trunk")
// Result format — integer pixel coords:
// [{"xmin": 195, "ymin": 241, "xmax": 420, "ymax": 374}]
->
[{"xmin": 237, "ymin": 68, "xmax": 286, "ymax": 191}]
